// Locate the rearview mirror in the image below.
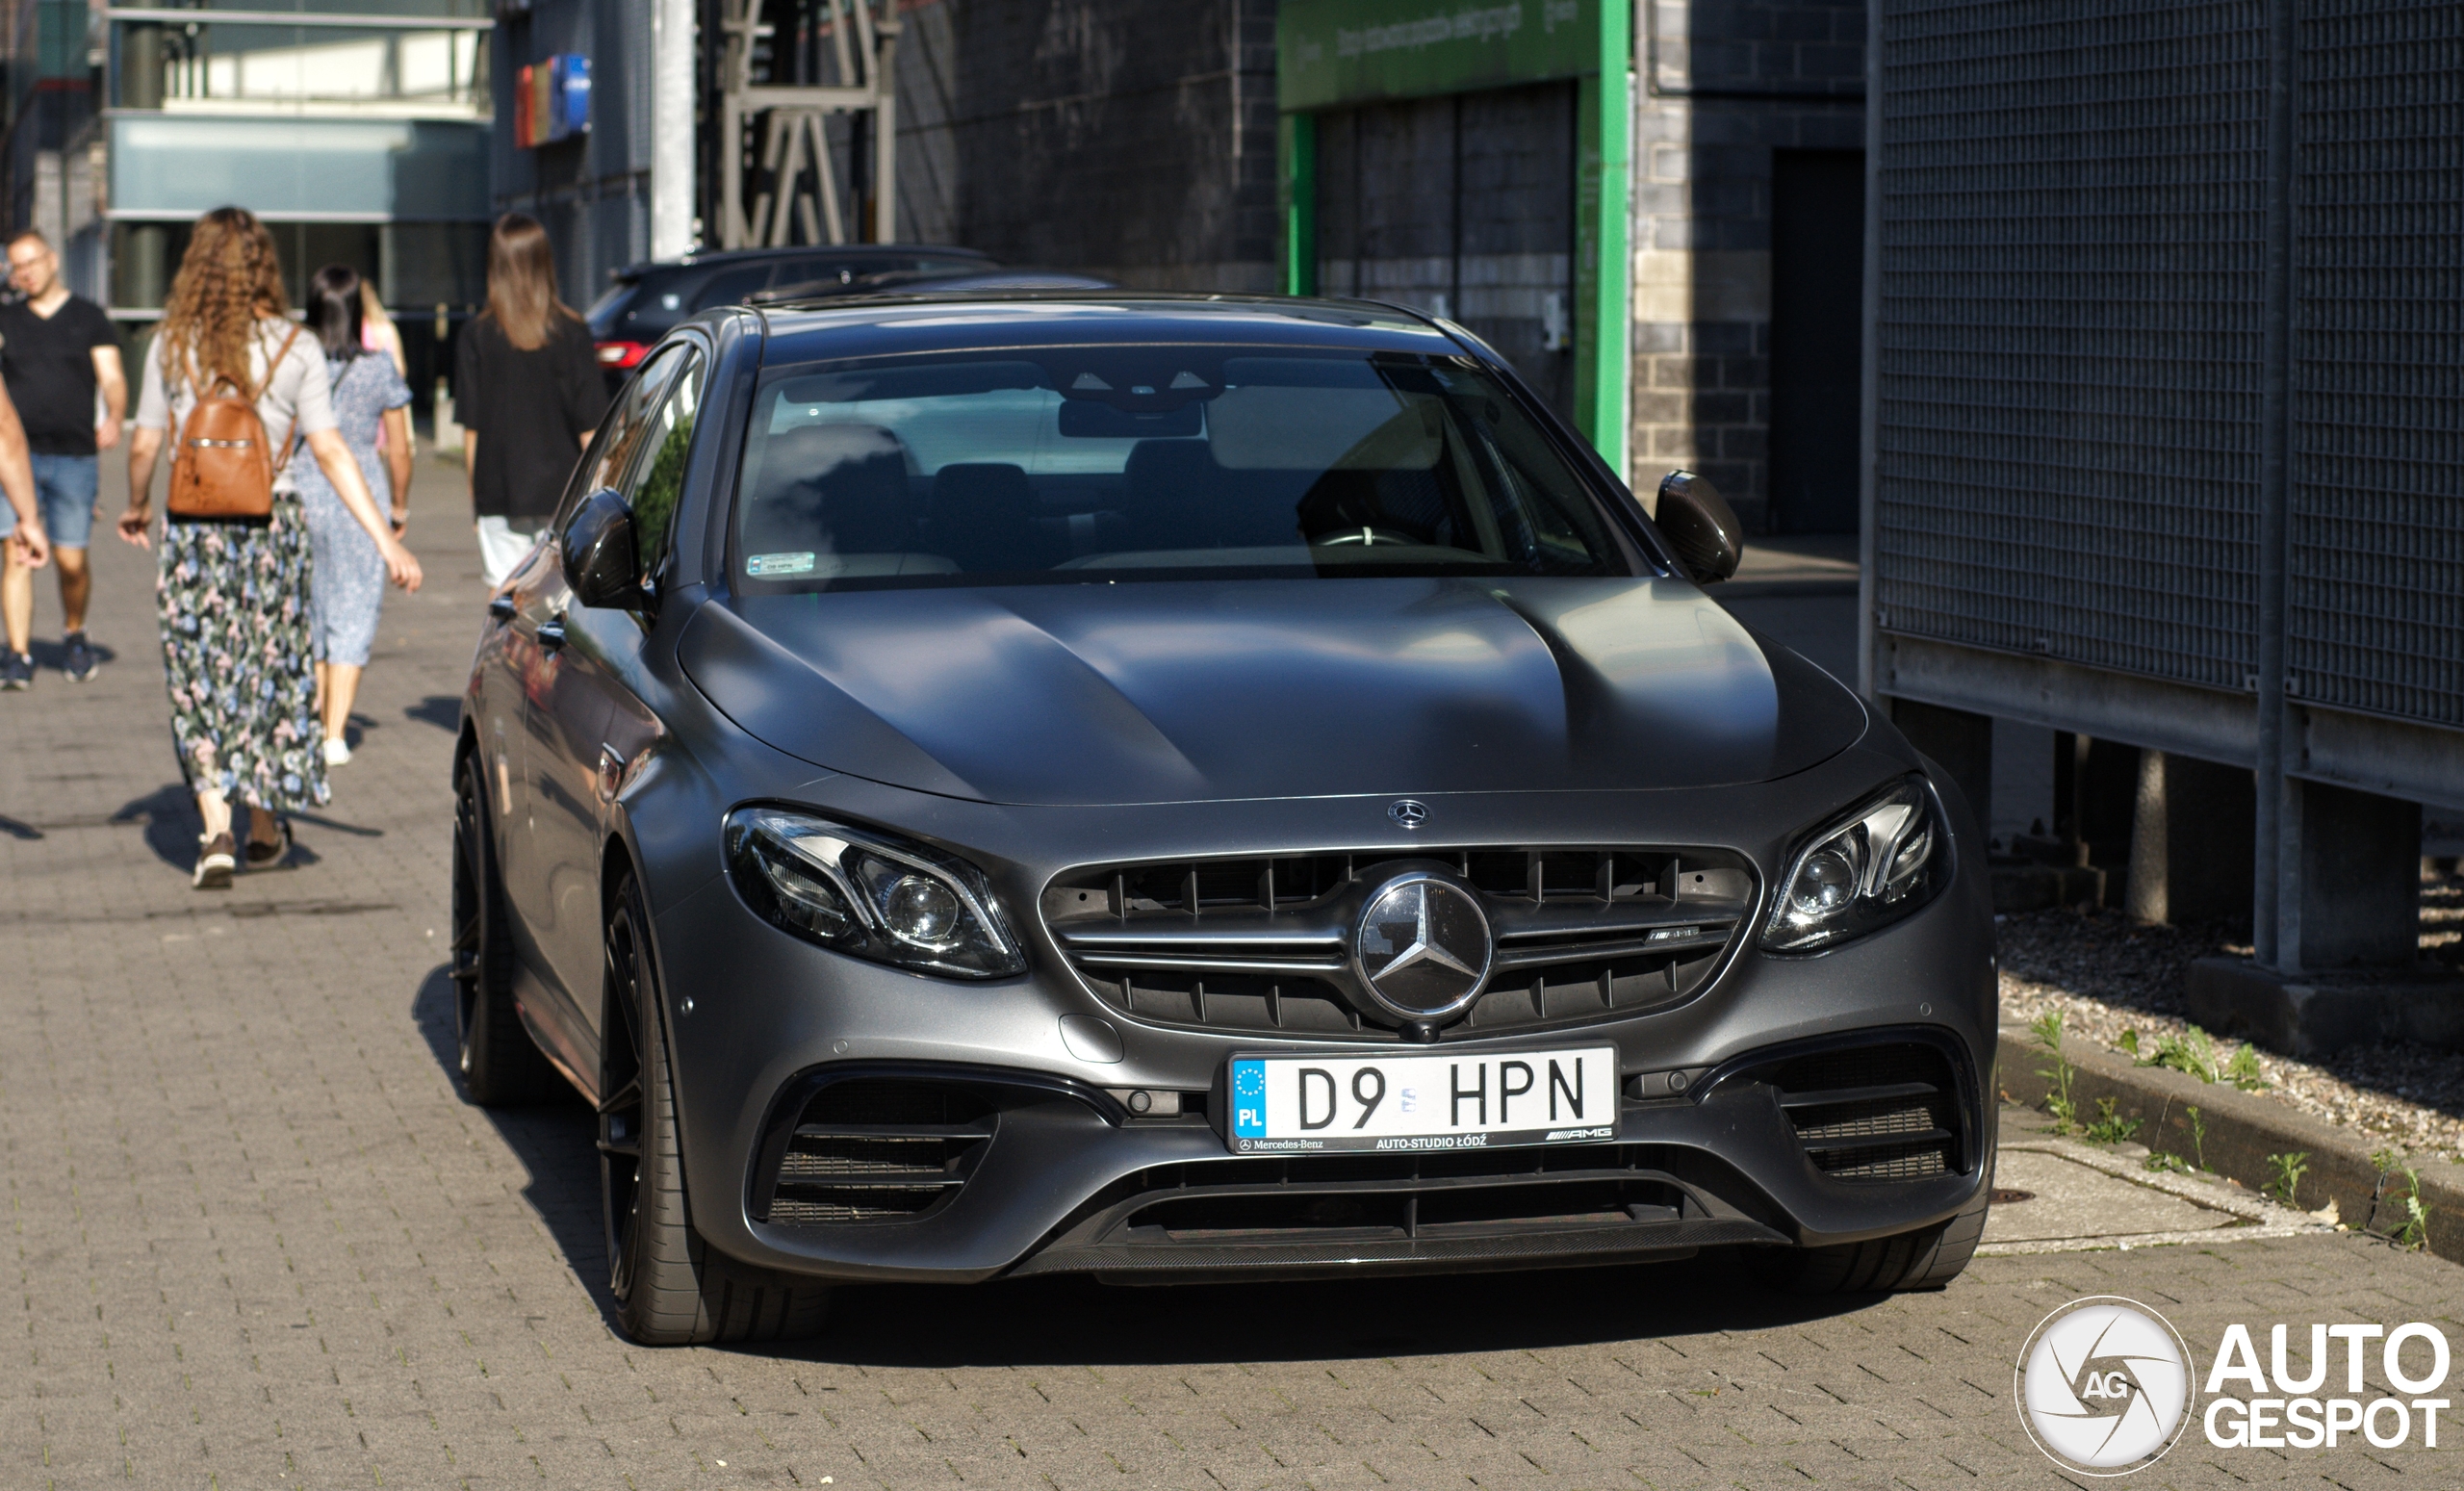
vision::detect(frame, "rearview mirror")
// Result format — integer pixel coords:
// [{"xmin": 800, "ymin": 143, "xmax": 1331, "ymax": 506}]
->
[
  {"xmin": 559, "ymin": 488, "xmax": 644, "ymax": 609},
  {"xmin": 1654, "ymin": 470, "xmax": 1744, "ymax": 584}
]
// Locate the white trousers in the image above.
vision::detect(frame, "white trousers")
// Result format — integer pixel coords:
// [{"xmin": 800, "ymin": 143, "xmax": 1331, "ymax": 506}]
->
[{"xmin": 475, "ymin": 517, "xmax": 542, "ymax": 589}]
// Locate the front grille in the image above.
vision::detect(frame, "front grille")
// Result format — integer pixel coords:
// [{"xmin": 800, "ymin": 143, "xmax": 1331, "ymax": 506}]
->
[
  {"xmin": 1752, "ymin": 1044, "xmax": 1964, "ymax": 1183},
  {"xmin": 760, "ymin": 1079, "xmax": 995, "ymax": 1225},
  {"xmin": 1042, "ymin": 847, "xmax": 1755, "ymax": 1040}
]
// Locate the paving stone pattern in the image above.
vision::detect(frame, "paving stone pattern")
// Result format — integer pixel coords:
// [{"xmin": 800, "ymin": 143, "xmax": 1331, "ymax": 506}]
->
[{"xmin": 5, "ymin": 463, "xmax": 2461, "ymax": 1488}]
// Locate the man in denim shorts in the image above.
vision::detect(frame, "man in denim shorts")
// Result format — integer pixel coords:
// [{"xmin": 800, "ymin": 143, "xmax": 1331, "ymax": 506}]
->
[{"xmin": 0, "ymin": 230, "xmax": 125, "ymax": 687}]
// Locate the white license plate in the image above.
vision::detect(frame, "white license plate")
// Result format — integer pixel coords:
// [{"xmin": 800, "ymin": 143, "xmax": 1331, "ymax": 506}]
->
[{"xmin": 1226, "ymin": 1047, "xmax": 1619, "ymax": 1154}]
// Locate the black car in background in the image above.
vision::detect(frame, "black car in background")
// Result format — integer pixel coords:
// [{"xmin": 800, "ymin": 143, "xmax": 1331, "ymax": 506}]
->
[
  {"xmin": 586, "ymin": 244, "xmax": 996, "ymax": 381},
  {"xmin": 455, "ymin": 293, "xmax": 1996, "ymax": 1346}
]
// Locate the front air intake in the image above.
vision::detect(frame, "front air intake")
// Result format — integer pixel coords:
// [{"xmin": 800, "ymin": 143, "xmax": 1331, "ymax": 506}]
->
[
  {"xmin": 1757, "ymin": 1042, "xmax": 1964, "ymax": 1183},
  {"xmin": 759, "ymin": 1079, "xmax": 995, "ymax": 1225}
]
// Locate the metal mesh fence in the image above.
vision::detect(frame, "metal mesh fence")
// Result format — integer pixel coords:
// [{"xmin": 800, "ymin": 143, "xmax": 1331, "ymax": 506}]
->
[
  {"xmin": 2288, "ymin": 0, "xmax": 2464, "ymax": 728},
  {"xmin": 1874, "ymin": 0, "xmax": 2269, "ymax": 694},
  {"xmin": 1879, "ymin": 0, "xmax": 2464, "ymax": 733}
]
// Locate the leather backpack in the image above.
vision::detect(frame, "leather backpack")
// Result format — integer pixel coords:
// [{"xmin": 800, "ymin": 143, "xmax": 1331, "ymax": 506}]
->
[{"xmin": 167, "ymin": 324, "xmax": 301, "ymax": 521}]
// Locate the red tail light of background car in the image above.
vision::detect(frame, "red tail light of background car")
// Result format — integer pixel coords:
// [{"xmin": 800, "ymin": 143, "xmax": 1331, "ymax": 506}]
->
[{"xmin": 596, "ymin": 341, "xmax": 651, "ymax": 370}]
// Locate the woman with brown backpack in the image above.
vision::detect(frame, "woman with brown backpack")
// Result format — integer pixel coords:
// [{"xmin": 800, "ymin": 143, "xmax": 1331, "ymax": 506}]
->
[{"xmin": 116, "ymin": 206, "xmax": 424, "ymax": 889}]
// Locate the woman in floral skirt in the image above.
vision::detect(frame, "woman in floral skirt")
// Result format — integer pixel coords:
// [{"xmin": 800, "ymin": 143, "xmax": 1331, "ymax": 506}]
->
[{"xmin": 116, "ymin": 207, "xmax": 422, "ymax": 888}]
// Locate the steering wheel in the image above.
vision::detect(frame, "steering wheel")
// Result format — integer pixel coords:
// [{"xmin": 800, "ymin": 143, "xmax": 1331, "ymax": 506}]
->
[{"xmin": 1310, "ymin": 526, "xmax": 1419, "ymax": 548}]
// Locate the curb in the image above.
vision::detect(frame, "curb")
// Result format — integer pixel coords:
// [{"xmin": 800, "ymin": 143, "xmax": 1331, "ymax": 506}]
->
[{"xmin": 1995, "ymin": 1025, "xmax": 2464, "ymax": 1265}]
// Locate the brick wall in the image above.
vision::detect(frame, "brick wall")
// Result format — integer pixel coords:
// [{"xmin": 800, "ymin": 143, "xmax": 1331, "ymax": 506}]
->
[
  {"xmin": 1629, "ymin": 0, "xmax": 1861, "ymax": 527},
  {"xmin": 894, "ymin": 0, "xmax": 1280, "ymax": 292}
]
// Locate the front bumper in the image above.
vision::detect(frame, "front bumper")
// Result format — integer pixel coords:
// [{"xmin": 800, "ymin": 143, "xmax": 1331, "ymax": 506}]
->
[{"xmin": 647, "ymin": 746, "xmax": 1998, "ymax": 1284}]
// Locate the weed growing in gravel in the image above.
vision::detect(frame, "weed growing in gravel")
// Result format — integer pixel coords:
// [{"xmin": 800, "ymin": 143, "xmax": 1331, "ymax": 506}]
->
[
  {"xmin": 2122, "ymin": 1022, "xmax": 2272, "ymax": 1093},
  {"xmin": 2085, "ymin": 1097, "xmax": 2143, "ymax": 1146},
  {"xmin": 2033, "ymin": 1012, "xmax": 2079, "ymax": 1135},
  {"xmin": 2224, "ymin": 1042, "xmax": 2269, "ymax": 1092},
  {"xmin": 2267, "ymin": 1150, "xmax": 2310, "ymax": 1208},
  {"xmin": 2144, "ymin": 1150, "xmax": 2194, "ymax": 1174},
  {"xmin": 2187, "ymin": 1104, "xmax": 2210, "ymax": 1170}
]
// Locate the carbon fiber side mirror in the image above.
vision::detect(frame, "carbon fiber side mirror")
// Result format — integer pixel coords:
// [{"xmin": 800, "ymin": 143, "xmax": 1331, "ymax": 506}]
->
[{"xmin": 1655, "ymin": 470, "xmax": 1745, "ymax": 584}]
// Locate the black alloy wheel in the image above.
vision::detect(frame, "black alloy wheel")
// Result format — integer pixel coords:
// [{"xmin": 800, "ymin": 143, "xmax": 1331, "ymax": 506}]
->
[
  {"xmin": 600, "ymin": 869, "xmax": 830, "ymax": 1346},
  {"xmin": 451, "ymin": 751, "xmax": 554, "ymax": 1104}
]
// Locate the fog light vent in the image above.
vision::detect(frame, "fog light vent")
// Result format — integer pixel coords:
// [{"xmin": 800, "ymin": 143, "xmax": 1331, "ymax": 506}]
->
[
  {"xmin": 1758, "ymin": 1043, "xmax": 1962, "ymax": 1183},
  {"xmin": 761, "ymin": 1079, "xmax": 995, "ymax": 1225}
]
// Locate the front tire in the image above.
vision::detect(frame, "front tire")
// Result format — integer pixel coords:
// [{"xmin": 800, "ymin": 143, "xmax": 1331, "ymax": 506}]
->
[
  {"xmin": 1755, "ymin": 1170, "xmax": 1992, "ymax": 1295},
  {"xmin": 451, "ymin": 751, "xmax": 556, "ymax": 1105},
  {"xmin": 602, "ymin": 870, "xmax": 829, "ymax": 1346}
]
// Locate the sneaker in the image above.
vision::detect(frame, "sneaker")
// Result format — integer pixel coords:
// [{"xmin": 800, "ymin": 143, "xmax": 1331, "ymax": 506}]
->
[
  {"xmin": 193, "ymin": 832, "xmax": 236, "ymax": 890},
  {"xmin": 322, "ymin": 735, "xmax": 352, "ymax": 767},
  {"xmin": 0, "ymin": 652, "xmax": 29, "ymax": 690},
  {"xmin": 63, "ymin": 631, "xmax": 96, "ymax": 681},
  {"xmin": 245, "ymin": 814, "xmax": 293, "ymax": 870}
]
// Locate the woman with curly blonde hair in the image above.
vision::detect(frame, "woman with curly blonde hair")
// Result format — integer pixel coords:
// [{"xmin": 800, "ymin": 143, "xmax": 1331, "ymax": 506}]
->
[{"xmin": 115, "ymin": 206, "xmax": 424, "ymax": 888}]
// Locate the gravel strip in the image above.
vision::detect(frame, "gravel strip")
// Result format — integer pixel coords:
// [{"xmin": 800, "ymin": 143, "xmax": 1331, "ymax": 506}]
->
[{"xmin": 1996, "ymin": 865, "xmax": 2464, "ymax": 1163}]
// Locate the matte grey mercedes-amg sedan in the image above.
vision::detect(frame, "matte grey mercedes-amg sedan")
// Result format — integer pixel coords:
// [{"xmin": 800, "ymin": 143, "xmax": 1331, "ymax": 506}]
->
[{"xmin": 453, "ymin": 294, "xmax": 1996, "ymax": 1346}]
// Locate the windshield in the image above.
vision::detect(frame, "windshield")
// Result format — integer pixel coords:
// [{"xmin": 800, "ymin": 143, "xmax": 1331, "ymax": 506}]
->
[{"xmin": 729, "ymin": 347, "xmax": 1636, "ymax": 588}]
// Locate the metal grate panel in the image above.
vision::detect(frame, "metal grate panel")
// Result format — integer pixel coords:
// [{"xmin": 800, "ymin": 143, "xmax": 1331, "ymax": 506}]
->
[
  {"xmin": 2287, "ymin": 0, "xmax": 2464, "ymax": 727},
  {"xmin": 1875, "ymin": 0, "xmax": 2269, "ymax": 690}
]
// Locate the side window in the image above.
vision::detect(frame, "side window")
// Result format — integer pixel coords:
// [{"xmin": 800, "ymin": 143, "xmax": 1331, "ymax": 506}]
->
[
  {"xmin": 559, "ymin": 346, "xmax": 684, "ymax": 531},
  {"xmin": 620, "ymin": 348, "xmax": 707, "ymax": 583}
]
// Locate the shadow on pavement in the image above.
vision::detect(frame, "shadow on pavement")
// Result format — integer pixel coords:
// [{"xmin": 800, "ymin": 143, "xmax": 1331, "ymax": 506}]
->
[
  {"xmin": 408, "ymin": 966, "xmax": 1886, "ymax": 1368},
  {"xmin": 411, "ymin": 963, "xmax": 617, "ymax": 1314},
  {"xmin": 115, "ymin": 782, "xmax": 201, "ymax": 868},
  {"xmin": 404, "ymin": 695, "xmax": 463, "ymax": 733}
]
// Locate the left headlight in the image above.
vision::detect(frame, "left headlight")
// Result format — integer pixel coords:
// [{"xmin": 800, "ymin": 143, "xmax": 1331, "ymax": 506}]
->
[
  {"xmin": 1760, "ymin": 776, "xmax": 1945, "ymax": 954},
  {"xmin": 723, "ymin": 807, "xmax": 1026, "ymax": 979}
]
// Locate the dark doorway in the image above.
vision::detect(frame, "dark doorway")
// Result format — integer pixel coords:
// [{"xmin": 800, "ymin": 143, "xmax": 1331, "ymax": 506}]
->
[{"xmin": 1768, "ymin": 150, "xmax": 1865, "ymax": 534}]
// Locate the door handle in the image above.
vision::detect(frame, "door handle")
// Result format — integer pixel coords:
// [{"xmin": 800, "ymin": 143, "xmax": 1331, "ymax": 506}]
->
[
  {"xmin": 536, "ymin": 617, "xmax": 568, "ymax": 652},
  {"xmin": 488, "ymin": 594, "xmax": 516, "ymax": 622}
]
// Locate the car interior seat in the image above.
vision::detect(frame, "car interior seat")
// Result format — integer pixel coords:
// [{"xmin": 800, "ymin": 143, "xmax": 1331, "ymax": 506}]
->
[
  {"xmin": 928, "ymin": 462, "xmax": 1049, "ymax": 573},
  {"xmin": 742, "ymin": 423, "xmax": 914, "ymax": 558}
]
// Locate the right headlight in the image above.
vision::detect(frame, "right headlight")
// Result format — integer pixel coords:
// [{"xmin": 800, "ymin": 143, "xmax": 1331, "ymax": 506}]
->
[
  {"xmin": 724, "ymin": 807, "xmax": 1025, "ymax": 979},
  {"xmin": 1760, "ymin": 776, "xmax": 1944, "ymax": 954}
]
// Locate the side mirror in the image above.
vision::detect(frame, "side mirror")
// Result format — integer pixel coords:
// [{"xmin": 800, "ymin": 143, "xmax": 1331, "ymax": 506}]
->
[
  {"xmin": 1654, "ymin": 470, "xmax": 1744, "ymax": 584},
  {"xmin": 559, "ymin": 488, "xmax": 643, "ymax": 609}
]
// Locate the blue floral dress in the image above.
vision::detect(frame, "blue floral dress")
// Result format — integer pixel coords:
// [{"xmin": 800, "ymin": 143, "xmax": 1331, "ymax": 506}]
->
[
  {"xmin": 295, "ymin": 352, "xmax": 411, "ymax": 667},
  {"xmin": 141, "ymin": 321, "xmax": 337, "ymax": 813}
]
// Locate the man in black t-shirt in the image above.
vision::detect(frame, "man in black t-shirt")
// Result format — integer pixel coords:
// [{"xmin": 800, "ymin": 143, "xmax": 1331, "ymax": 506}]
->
[{"xmin": 0, "ymin": 230, "xmax": 125, "ymax": 687}]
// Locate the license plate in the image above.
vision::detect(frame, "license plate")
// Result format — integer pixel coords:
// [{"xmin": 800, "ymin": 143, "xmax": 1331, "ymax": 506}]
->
[{"xmin": 1226, "ymin": 1047, "xmax": 1619, "ymax": 1154}]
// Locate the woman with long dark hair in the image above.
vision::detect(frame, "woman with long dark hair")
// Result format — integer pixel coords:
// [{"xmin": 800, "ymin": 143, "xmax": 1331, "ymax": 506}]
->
[
  {"xmin": 115, "ymin": 207, "xmax": 422, "ymax": 888},
  {"xmin": 455, "ymin": 213, "xmax": 607, "ymax": 585},
  {"xmin": 297, "ymin": 263, "xmax": 414, "ymax": 767}
]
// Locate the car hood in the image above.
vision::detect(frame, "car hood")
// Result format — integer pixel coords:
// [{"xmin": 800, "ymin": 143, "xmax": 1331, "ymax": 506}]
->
[{"xmin": 678, "ymin": 577, "xmax": 1866, "ymax": 807}]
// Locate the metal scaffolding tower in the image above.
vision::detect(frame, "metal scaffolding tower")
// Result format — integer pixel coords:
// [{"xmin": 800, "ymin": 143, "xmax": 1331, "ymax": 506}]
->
[{"xmin": 716, "ymin": 0, "xmax": 898, "ymax": 248}]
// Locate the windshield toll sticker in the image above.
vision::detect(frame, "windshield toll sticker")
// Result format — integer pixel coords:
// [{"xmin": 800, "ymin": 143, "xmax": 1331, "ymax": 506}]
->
[{"xmin": 747, "ymin": 552, "xmax": 816, "ymax": 577}]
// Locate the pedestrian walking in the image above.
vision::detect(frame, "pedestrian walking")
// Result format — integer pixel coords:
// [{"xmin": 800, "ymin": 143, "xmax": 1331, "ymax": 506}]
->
[
  {"xmin": 297, "ymin": 265, "xmax": 414, "ymax": 769},
  {"xmin": 359, "ymin": 281, "xmax": 408, "ymax": 374},
  {"xmin": 115, "ymin": 206, "xmax": 423, "ymax": 889},
  {"xmin": 0, "ymin": 375, "xmax": 49, "ymax": 609},
  {"xmin": 454, "ymin": 214, "xmax": 606, "ymax": 587},
  {"xmin": 0, "ymin": 229, "xmax": 123, "ymax": 687}
]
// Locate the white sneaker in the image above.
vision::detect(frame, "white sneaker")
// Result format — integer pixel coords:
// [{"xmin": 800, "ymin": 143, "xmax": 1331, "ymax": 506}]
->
[{"xmin": 323, "ymin": 736, "xmax": 352, "ymax": 767}]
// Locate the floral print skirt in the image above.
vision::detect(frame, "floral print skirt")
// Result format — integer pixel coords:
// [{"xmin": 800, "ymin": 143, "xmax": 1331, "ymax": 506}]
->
[{"xmin": 158, "ymin": 501, "xmax": 329, "ymax": 811}]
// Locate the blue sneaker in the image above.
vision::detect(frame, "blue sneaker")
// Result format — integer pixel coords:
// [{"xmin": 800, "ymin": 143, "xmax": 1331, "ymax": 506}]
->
[
  {"xmin": 63, "ymin": 631, "xmax": 96, "ymax": 681},
  {"xmin": 0, "ymin": 651, "xmax": 30, "ymax": 690}
]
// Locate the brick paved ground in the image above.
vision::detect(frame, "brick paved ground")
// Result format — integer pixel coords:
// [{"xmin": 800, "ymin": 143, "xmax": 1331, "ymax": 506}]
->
[{"xmin": 6, "ymin": 461, "xmax": 2461, "ymax": 1489}]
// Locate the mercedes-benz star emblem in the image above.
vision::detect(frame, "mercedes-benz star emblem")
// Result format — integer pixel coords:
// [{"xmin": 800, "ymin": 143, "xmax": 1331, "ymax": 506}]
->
[
  {"xmin": 1352, "ymin": 872, "xmax": 1493, "ymax": 1020},
  {"xmin": 1388, "ymin": 799, "xmax": 1428, "ymax": 830}
]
